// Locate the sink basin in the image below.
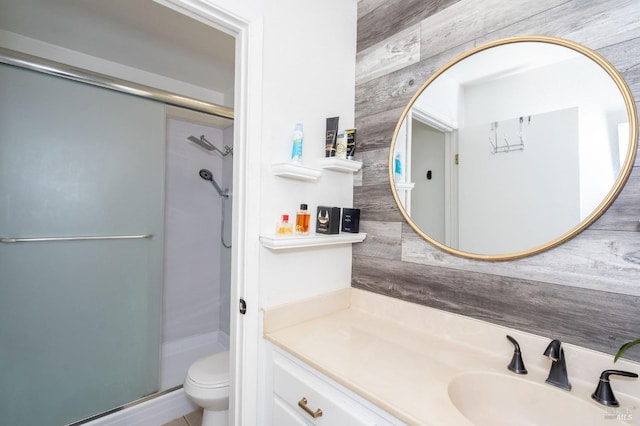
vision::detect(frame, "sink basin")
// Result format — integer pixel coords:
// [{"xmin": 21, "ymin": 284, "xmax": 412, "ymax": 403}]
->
[{"xmin": 448, "ymin": 372, "xmax": 629, "ymax": 425}]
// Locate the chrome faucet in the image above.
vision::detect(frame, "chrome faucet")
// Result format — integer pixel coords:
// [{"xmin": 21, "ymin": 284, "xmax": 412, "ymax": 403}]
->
[{"xmin": 543, "ymin": 339, "xmax": 571, "ymax": 391}]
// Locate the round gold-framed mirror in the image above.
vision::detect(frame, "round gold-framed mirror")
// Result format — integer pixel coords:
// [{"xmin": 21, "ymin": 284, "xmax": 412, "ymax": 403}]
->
[{"xmin": 389, "ymin": 36, "xmax": 638, "ymax": 260}]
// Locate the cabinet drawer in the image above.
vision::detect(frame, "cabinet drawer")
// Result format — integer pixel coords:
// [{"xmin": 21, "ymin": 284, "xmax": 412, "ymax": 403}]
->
[
  {"xmin": 273, "ymin": 395, "xmax": 310, "ymax": 426},
  {"xmin": 273, "ymin": 353, "xmax": 380, "ymax": 426}
]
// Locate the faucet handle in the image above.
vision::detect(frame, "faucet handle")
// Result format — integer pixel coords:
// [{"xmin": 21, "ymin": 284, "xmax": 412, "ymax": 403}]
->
[
  {"xmin": 506, "ymin": 335, "xmax": 528, "ymax": 374},
  {"xmin": 591, "ymin": 370, "xmax": 638, "ymax": 407}
]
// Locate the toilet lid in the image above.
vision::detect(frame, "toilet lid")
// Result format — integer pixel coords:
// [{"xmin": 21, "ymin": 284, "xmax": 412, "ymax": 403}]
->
[{"xmin": 187, "ymin": 351, "xmax": 230, "ymax": 388}]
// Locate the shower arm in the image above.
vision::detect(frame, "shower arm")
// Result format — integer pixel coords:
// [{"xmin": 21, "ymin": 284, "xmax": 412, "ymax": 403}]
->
[{"xmin": 208, "ymin": 141, "xmax": 233, "ymax": 158}]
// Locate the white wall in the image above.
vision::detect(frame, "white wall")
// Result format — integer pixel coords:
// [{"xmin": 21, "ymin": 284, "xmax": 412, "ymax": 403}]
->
[
  {"xmin": 164, "ymin": 118, "xmax": 231, "ymax": 341},
  {"xmin": 411, "ymin": 122, "xmax": 446, "ymax": 242},
  {"xmin": 257, "ymin": 0, "xmax": 358, "ymax": 308},
  {"xmin": 220, "ymin": 125, "xmax": 234, "ymax": 335},
  {"xmin": 160, "ymin": 116, "xmax": 233, "ymax": 393},
  {"xmin": 458, "ymin": 109, "xmax": 580, "ymax": 254},
  {"xmin": 462, "ymin": 56, "xmax": 628, "ymax": 217}
]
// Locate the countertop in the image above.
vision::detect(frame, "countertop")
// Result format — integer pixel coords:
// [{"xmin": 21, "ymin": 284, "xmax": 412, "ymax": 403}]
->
[{"xmin": 262, "ymin": 288, "xmax": 640, "ymax": 425}]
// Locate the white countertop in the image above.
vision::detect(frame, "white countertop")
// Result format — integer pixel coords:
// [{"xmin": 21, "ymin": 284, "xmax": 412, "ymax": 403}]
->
[{"xmin": 262, "ymin": 288, "xmax": 640, "ymax": 425}]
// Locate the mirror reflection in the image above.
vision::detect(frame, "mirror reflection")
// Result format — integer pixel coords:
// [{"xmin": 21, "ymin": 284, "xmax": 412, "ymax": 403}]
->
[{"xmin": 391, "ymin": 37, "xmax": 637, "ymax": 259}]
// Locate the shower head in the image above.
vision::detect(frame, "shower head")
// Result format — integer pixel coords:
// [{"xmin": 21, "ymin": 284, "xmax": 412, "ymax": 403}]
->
[
  {"xmin": 199, "ymin": 168, "xmax": 229, "ymax": 198},
  {"xmin": 187, "ymin": 135, "xmax": 233, "ymax": 157},
  {"xmin": 188, "ymin": 135, "xmax": 215, "ymax": 152},
  {"xmin": 199, "ymin": 169, "xmax": 213, "ymax": 181}
]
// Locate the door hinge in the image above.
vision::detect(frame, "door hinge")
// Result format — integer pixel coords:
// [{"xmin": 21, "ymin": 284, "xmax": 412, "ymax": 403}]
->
[
  {"xmin": 239, "ymin": 298, "xmax": 247, "ymax": 315},
  {"xmin": 455, "ymin": 154, "xmax": 459, "ymax": 165}
]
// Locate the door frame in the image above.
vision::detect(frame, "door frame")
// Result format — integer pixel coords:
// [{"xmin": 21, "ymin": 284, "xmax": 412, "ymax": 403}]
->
[
  {"xmin": 153, "ymin": 1, "xmax": 263, "ymax": 424},
  {"xmin": 411, "ymin": 106, "xmax": 459, "ymax": 248}
]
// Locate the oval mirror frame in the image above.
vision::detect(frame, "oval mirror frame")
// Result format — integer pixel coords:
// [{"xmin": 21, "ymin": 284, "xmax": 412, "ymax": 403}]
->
[{"xmin": 389, "ymin": 36, "xmax": 638, "ymax": 261}]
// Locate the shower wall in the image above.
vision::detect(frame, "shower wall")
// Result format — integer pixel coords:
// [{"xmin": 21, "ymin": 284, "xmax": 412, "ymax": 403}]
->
[
  {"xmin": 219, "ymin": 125, "xmax": 233, "ymax": 335},
  {"xmin": 161, "ymin": 117, "xmax": 232, "ymax": 389}
]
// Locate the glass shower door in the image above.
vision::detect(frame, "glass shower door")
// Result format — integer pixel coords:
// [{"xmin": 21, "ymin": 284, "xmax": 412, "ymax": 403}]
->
[{"xmin": 0, "ymin": 63, "xmax": 165, "ymax": 425}]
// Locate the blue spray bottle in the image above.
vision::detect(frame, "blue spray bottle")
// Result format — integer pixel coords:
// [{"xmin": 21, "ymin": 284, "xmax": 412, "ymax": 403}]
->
[
  {"xmin": 291, "ymin": 123, "xmax": 304, "ymax": 162},
  {"xmin": 394, "ymin": 152, "xmax": 403, "ymax": 181}
]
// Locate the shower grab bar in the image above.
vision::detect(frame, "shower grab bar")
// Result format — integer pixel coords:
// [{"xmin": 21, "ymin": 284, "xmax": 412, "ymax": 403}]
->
[{"xmin": 0, "ymin": 234, "xmax": 153, "ymax": 243}]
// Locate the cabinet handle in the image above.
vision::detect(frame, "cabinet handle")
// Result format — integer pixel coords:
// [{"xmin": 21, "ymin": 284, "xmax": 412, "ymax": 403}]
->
[{"xmin": 298, "ymin": 397, "xmax": 323, "ymax": 418}]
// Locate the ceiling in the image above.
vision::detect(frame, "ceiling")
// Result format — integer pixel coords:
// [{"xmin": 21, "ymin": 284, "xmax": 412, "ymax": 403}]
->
[
  {"xmin": 446, "ymin": 41, "xmax": 579, "ymax": 87},
  {"xmin": 0, "ymin": 0, "xmax": 235, "ymax": 98}
]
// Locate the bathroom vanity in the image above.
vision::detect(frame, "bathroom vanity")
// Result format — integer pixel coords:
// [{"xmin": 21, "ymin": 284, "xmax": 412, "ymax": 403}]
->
[
  {"xmin": 262, "ymin": 289, "xmax": 640, "ymax": 425},
  {"xmin": 269, "ymin": 346, "xmax": 401, "ymax": 425}
]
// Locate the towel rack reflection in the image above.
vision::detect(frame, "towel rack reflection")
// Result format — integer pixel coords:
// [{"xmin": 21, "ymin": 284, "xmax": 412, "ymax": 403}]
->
[
  {"xmin": 0, "ymin": 234, "xmax": 153, "ymax": 243},
  {"xmin": 489, "ymin": 116, "xmax": 530, "ymax": 154}
]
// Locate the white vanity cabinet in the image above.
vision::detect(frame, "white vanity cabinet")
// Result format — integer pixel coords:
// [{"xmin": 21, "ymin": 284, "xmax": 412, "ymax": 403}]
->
[{"xmin": 268, "ymin": 345, "xmax": 405, "ymax": 426}]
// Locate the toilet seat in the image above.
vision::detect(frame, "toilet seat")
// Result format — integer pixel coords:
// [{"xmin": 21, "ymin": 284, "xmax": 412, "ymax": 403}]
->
[{"xmin": 186, "ymin": 351, "xmax": 229, "ymax": 389}]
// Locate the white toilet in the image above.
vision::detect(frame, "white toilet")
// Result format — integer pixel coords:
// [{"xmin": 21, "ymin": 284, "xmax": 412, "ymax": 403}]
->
[{"xmin": 183, "ymin": 350, "xmax": 230, "ymax": 426}]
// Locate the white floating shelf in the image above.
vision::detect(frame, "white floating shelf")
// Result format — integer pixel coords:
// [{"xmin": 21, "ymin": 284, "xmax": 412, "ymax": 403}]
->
[
  {"xmin": 260, "ymin": 232, "xmax": 367, "ymax": 250},
  {"xmin": 272, "ymin": 162, "xmax": 322, "ymax": 182},
  {"xmin": 318, "ymin": 157, "xmax": 362, "ymax": 173},
  {"xmin": 395, "ymin": 182, "xmax": 415, "ymax": 191}
]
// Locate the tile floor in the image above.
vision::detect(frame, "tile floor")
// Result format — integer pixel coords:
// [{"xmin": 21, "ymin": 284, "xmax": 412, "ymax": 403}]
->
[{"xmin": 162, "ymin": 409, "xmax": 203, "ymax": 426}]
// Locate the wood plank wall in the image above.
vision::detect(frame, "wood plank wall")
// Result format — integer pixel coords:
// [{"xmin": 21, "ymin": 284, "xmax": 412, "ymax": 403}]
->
[{"xmin": 352, "ymin": 0, "xmax": 640, "ymax": 360}]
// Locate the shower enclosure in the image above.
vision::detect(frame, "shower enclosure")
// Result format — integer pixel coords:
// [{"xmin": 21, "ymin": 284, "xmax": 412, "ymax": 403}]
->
[
  {"xmin": 161, "ymin": 116, "xmax": 233, "ymax": 392},
  {"xmin": 0, "ymin": 62, "xmax": 165, "ymax": 425},
  {"xmin": 0, "ymin": 57, "xmax": 233, "ymax": 424}
]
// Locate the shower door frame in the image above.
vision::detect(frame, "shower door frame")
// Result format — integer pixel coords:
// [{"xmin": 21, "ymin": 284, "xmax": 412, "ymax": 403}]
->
[{"xmin": 0, "ymin": 62, "xmax": 168, "ymax": 425}]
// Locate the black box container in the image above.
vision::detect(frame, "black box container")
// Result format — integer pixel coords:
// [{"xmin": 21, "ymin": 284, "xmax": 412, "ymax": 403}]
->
[
  {"xmin": 341, "ymin": 208, "xmax": 360, "ymax": 233},
  {"xmin": 316, "ymin": 206, "xmax": 341, "ymax": 234}
]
